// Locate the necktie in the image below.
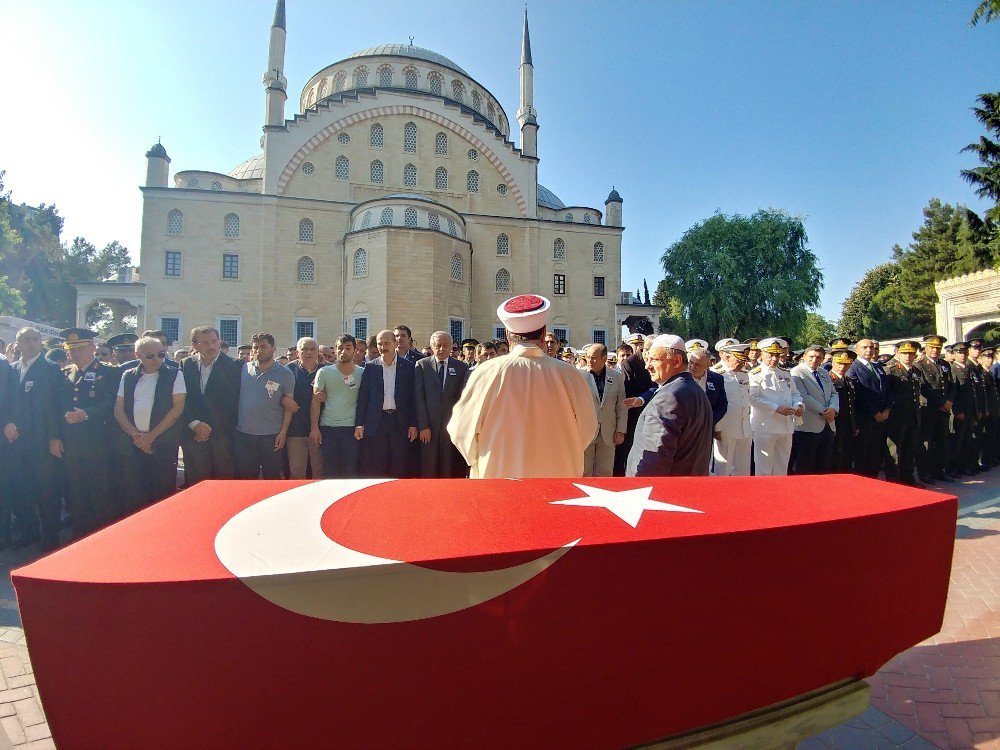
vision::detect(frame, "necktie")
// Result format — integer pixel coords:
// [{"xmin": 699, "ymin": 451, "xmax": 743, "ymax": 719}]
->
[
  {"xmin": 813, "ymin": 370, "xmax": 823, "ymax": 389},
  {"xmin": 438, "ymin": 360, "xmax": 446, "ymax": 390}
]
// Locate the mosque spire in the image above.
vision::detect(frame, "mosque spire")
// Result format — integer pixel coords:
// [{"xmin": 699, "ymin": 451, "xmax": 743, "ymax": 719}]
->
[
  {"xmin": 273, "ymin": 0, "xmax": 286, "ymax": 30},
  {"xmin": 263, "ymin": 0, "xmax": 288, "ymax": 130},
  {"xmin": 517, "ymin": 7, "xmax": 538, "ymax": 159}
]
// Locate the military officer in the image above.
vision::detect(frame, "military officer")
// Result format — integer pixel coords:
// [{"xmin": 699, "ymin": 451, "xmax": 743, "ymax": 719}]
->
[
  {"xmin": 712, "ymin": 339, "xmax": 753, "ymax": 476},
  {"xmin": 914, "ymin": 335, "xmax": 955, "ymax": 483},
  {"xmin": 107, "ymin": 333, "xmax": 139, "ymax": 368},
  {"xmin": 967, "ymin": 338, "xmax": 990, "ymax": 472},
  {"xmin": 748, "ymin": 337, "xmax": 804, "ymax": 476},
  {"xmin": 58, "ymin": 328, "xmax": 119, "ymax": 536},
  {"xmin": 744, "ymin": 339, "xmax": 760, "ymax": 369},
  {"xmin": 882, "ymin": 341, "xmax": 923, "ymax": 486},
  {"xmin": 949, "ymin": 342, "xmax": 978, "ymax": 476},
  {"xmin": 977, "ymin": 344, "xmax": 998, "ymax": 469},
  {"xmin": 828, "ymin": 350, "xmax": 857, "ymax": 472},
  {"xmin": 824, "ymin": 338, "xmax": 853, "ymax": 372}
]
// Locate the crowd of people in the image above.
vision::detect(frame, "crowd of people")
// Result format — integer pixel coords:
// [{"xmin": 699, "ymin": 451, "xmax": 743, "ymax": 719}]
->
[{"xmin": 0, "ymin": 292, "xmax": 997, "ymax": 553}]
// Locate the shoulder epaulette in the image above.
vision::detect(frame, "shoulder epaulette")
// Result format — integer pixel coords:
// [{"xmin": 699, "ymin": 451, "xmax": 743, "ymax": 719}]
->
[{"xmin": 750, "ymin": 366, "xmax": 762, "ymax": 374}]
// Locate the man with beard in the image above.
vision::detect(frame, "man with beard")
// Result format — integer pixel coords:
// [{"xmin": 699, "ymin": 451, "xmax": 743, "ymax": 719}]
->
[
  {"xmin": 311, "ymin": 335, "xmax": 366, "ymax": 478},
  {"xmin": 233, "ymin": 333, "xmax": 296, "ymax": 479}
]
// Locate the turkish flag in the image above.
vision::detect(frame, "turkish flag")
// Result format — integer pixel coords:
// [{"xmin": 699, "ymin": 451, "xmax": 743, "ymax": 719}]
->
[{"xmin": 13, "ymin": 476, "xmax": 955, "ymax": 749}]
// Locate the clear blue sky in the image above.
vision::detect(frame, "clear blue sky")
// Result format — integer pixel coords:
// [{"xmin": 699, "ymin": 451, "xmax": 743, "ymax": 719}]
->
[{"xmin": 1, "ymin": 1, "xmax": 995, "ymax": 322}]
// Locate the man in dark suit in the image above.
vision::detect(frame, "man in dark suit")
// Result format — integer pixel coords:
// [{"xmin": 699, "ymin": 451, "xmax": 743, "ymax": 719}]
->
[
  {"xmin": 685, "ymin": 340, "xmax": 728, "ymax": 435},
  {"xmin": 181, "ymin": 326, "xmax": 241, "ymax": 485},
  {"xmin": 846, "ymin": 338, "xmax": 890, "ymax": 478},
  {"xmin": 355, "ymin": 329, "xmax": 418, "ymax": 477},
  {"xmin": 615, "ymin": 335, "xmax": 655, "ymax": 476},
  {"xmin": 393, "ymin": 325, "xmax": 424, "ymax": 364},
  {"xmin": 3, "ymin": 327, "xmax": 63, "ymax": 550},
  {"xmin": 627, "ymin": 334, "xmax": 713, "ymax": 477},
  {"xmin": 414, "ymin": 331, "xmax": 469, "ymax": 478}
]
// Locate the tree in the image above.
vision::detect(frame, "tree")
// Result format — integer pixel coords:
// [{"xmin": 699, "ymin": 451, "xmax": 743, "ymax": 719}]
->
[
  {"xmin": 657, "ymin": 209, "xmax": 823, "ymax": 343},
  {"xmin": 0, "ymin": 172, "xmax": 25, "ymax": 315},
  {"xmin": 839, "ymin": 263, "xmax": 899, "ymax": 339},
  {"xmin": 961, "ymin": 92, "xmax": 1000, "ymax": 221},
  {"xmin": 642, "ymin": 279, "xmax": 650, "ymax": 305},
  {"xmin": 969, "ymin": 0, "xmax": 1000, "ymax": 26},
  {"xmin": 796, "ymin": 312, "xmax": 837, "ymax": 347}
]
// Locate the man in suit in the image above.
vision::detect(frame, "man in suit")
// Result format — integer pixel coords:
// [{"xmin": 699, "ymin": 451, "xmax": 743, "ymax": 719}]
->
[
  {"xmin": 615, "ymin": 334, "xmax": 655, "ymax": 476},
  {"xmin": 393, "ymin": 325, "xmax": 424, "ymax": 364},
  {"xmin": 790, "ymin": 344, "xmax": 839, "ymax": 474},
  {"xmin": 582, "ymin": 343, "xmax": 627, "ymax": 477},
  {"xmin": 356, "ymin": 329, "xmax": 418, "ymax": 478},
  {"xmin": 414, "ymin": 331, "xmax": 469, "ymax": 478},
  {"xmin": 846, "ymin": 338, "xmax": 890, "ymax": 478},
  {"xmin": 3, "ymin": 327, "xmax": 63, "ymax": 550},
  {"xmin": 883, "ymin": 340, "xmax": 924, "ymax": 485},
  {"xmin": 685, "ymin": 340, "xmax": 728, "ymax": 434},
  {"xmin": 627, "ymin": 334, "xmax": 713, "ymax": 477},
  {"xmin": 181, "ymin": 325, "xmax": 242, "ymax": 485},
  {"xmin": 57, "ymin": 327, "xmax": 119, "ymax": 537}
]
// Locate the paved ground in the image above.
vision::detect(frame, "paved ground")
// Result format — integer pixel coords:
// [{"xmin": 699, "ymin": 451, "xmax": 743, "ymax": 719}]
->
[{"xmin": 0, "ymin": 470, "xmax": 996, "ymax": 749}]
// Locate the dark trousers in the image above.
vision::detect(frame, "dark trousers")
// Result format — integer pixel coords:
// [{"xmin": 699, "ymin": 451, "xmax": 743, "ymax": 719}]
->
[
  {"xmin": 419, "ymin": 426, "xmax": 466, "ymax": 478},
  {"xmin": 950, "ymin": 414, "xmax": 976, "ymax": 472},
  {"xmin": 116, "ymin": 436, "xmax": 180, "ymax": 514},
  {"xmin": 234, "ymin": 430, "xmax": 284, "ymax": 479},
  {"xmin": 917, "ymin": 408, "xmax": 950, "ymax": 480},
  {"xmin": 184, "ymin": 432, "xmax": 238, "ymax": 485},
  {"xmin": 63, "ymin": 433, "xmax": 114, "ymax": 537},
  {"xmin": 319, "ymin": 426, "xmax": 359, "ymax": 478},
  {"xmin": 831, "ymin": 426, "xmax": 855, "ymax": 473},
  {"xmin": 885, "ymin": 416, "xmax": 919, "ymax": 483},
  {"xmin": 8, "ymin": 439, "xmax": 60, "ymax": 549},
  {"xmin": 792, "ymin": 425, "xmax": 834, "ymax": 474},
  {"xmin": 855, "ymin": 417, "xmax": 886, "ymax": 477},
  {"xmin": 360, "ymin": 412, "xmax": 409, "ymax": 478},
  {"xmin": 614, "ymin": 408, "xmax": 645, "ymax": 477}
]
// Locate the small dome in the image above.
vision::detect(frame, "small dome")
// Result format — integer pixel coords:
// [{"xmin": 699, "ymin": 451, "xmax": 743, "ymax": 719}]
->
[
  {"xmin": 230, "ymin": 154, "xmax": 264, "ymax": 180},
  {"xmin": 146, "ymin": 143, "xmax": 169, "ymax": 160},
  {"xmin": 537, "ymin": 184, "xmax": 565, "ymax": 210},
  {"xmin": 605, "ymin": 188, "xmax": 622, "ymax": 204},
  {"xmin": 346, "ymin": 44, "xmax": 469, "ymax": 77}
]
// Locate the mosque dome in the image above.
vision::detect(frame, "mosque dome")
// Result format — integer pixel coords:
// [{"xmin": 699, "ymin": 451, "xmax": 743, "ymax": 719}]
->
[
  {"xmin": 346, "ymin": 44, "xmax": 469, "ymax": 77},
  {"xmin": 146, "ymin": 142, "xmax": 169, "ymax": 159},
  {"xmin": 536, "ymin": 184, "xmax": 566, "ymax": 210},
  {"xmin": 229, "ymin": 153, "xmax": 264, "ymax": 180}
]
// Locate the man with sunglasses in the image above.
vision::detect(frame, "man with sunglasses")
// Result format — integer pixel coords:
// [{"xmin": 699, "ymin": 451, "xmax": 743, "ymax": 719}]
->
[{"xmin": 114, "ymin": 336, "xmax": 187, "ymax": 511}]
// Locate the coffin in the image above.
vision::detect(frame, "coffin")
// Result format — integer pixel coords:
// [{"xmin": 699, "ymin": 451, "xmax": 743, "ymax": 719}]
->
[{"xmin": 13, "ymin": 476, "xmax": 955, "ymax": 749}]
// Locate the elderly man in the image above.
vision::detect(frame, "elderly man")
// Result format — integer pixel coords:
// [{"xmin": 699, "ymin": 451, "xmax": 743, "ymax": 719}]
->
[
  {"xmin": 285, "ymin": 337, "xmax": 324, "ymax": 479},
  {"xmin": 686, "ymin": 339, "xmax": 728, "ymax": 435},
  {"xmin": 448, "ymin": 295, "xmax": 597, "ymax": 478},
  {"xmin": 626, "ymin": 334, "xmax": 712, "ymax": 477},
  {"xmin": 712, "ymin": 340, "xmax": 753, "ymax": 476},
  {"xmin": 582, "ymin": 343, "xmax": 627, "ymax": 477},
  {"xmin": 414, "ymin": 331, "xmax": 469, "ymax": 477},
  {"xmin": 883, "ymin": 341, "xmax": 924, "ymax": 485},
  {"xmin": 615, "ymin": 334, "xmax": 655, "ymax": 476},
  {"xmin": 790, "ymin": 344, "xmax": 838, "ymax": 474},
  {"xmin": 749, "ymin": 337, "xmax": 804, "ymax": 476}
]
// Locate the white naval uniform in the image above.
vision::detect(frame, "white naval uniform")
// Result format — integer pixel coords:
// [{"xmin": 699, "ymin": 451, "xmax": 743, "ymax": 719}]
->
[
  {"xmin": 748, "ymin": 364, "xmax": 804, "ymax": 476},
  {"xmin": 712, "ymin": 364, "xmax": 752, "ymax": 476}
]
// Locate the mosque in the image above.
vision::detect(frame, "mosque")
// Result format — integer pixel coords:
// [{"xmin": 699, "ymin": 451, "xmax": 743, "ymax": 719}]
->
[{"xmin": 138, "ymin": 1, "xmax": 624, "ymax": 351}]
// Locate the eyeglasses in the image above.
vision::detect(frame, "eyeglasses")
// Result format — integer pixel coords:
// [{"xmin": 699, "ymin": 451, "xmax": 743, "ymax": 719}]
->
[{"xmin": 142, "ymin": 351, "xmax": 167, "ymax": 360}]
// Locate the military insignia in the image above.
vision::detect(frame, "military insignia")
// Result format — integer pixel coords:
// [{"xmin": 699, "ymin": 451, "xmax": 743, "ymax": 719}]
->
[
  {"xmin": 84, "ymin": 372, "xmax": 96, "ymax": 382},
  {"xmin": 707, "ymin": 382, "xmax": 715, "ymax": 390}
]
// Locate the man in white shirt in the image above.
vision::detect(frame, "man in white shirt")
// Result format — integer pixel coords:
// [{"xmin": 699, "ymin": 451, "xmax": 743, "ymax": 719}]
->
[
  {"xmin": 712, "ymin": 339, "xmax": 753, "ymax": 476},
  {"xmin": 749, "ymin": 337, "xmax": 804, "ymax": 476}
]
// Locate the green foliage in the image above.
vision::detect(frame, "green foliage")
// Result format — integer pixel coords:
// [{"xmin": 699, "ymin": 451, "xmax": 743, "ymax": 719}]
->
[
  {"xmin": 657, "ymin": 209, "xmax": 823, "ymax": 343},
  {"xmin": 839, "ymin": 263, "xmax": 899, "ymax": 339},
  {"xmin": 796, "ymin": 312, "xmax": 837, "ymax": 347},
  {"xmin": 961, "ymin": 92, "xmax": 1000, "ymax": 221},
  {"xmin": 0, "ymin": 173, "xmax": 25, "ymax": 315},
  {"xmin": 969, "ymin": 0, "xmax": 1000, "ymax": 26}
]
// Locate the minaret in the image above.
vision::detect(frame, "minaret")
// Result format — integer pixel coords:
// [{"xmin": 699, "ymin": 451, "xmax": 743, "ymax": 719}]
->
[
  {"xmin": 145, "ymin": 141, "xmax": 170, "ymax": 188},
  {"xmin": 263, "ymin": 0, "xmax": 287, "ymax": 131},
  {"xmin": 516, "ymin": 9, "xmax": 538, "ymax": 159},
  {"xmin": 605, "ymin": 187, "xmax": 623, "ymax": 227}
]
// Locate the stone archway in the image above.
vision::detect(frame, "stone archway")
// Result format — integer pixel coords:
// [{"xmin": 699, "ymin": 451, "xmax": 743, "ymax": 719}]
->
[
  {"xmin": 72, "ymin": 274, "xmax": 148, "ymax": 335},
  {"xmin": 935, "ymin": 268, "xmax": 1000, "ymax": 342}
]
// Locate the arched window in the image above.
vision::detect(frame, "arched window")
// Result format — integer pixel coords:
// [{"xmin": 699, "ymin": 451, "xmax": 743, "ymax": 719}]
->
[
  {"xmin": 583, "ymin": 213, "xmax": 592, "ymax": 224},
  {"xmin": 404, "ymin": 207, "xmax": 418, "ymax": 227},
  {"xmin": 467, "ymin": 149, "xmax": 479, "ymax": 161},
  {"xmin": 447, "ymin": 218, "xmax": 457, "ymax": 236},
  {"xmin": 370, "ymin": 123, "xmax": 384, "ymax": 148},
  {"xmin": 435, "ymin": 167, "xmax": 448, "ymax": 190},
  {"xmin": 360, "ymin": 211, "xmax": 372, "ymax": 229},
  {"xmin": 497, "ymin": 233, "xmax": 510, "ymax": 255},
  {"xmin": 593, "ymin": 242, "xmax": 605, "ymax": 263},
  {"xmin": 496, "ymin": 268, "xmax": 511, "ymax": 293},
  {"xmin": 553, "ymin": 238, "xmax": 565, "ymax": 260},
  {"xmin": 301, "ymin": 162, "xmax": 315, "ymax": 175},
  {"xmin": 306, "ymin": 88, "xmax": 317, "ymax": 108},
  {"xmin": 353, "ymin": 248, "xmax": 367, "ymax": 277},
  {"xmin": 188, "ymin": 178, "xmax": 199, "ymax": 188},
  {"xmin": 428, "ymin": 213, "xmax": 441, "ymax": 231},
  {"xmin": 499, "ymin": 114, "xmax": 507, "ymax": 135},
  {"xmin": 564, "ymin": 213, "xmax": 574, "ymax": 222},
  {"xmin": 211, "ymin": 180, "xmax": 223, "ymax": 191},
  {"xmin": 451, "ymin": 254, "xmax": 463, "ymax": 280},
  {"xmin": 403, "ymin": 163, "xmax": 417, "ymax": 187},
  {"xmin": 487, "ymin": 102, "xmax": 495, "ymax": 123},
  {"xmin": 337, "ymin": 132, "xmax": 350, "ymax": 144},
  {"xmin": 403, "ymin": 67, "xmax": 418, "ymax": 89},
  {"xmin": 223, "ymin": 213, "xmax": 240, "ymax": 238},
  {"xmin": 472, "ymin": 90, "xmax": 482, "ymax": 112},
  {"xmin": 380, "ymin": 207, "xmax": 393, "ymax": 225},
  {"xmin": 428, "ymin": 71, "xmax": 443, "ymax": 95},
  {"xmin": 335, "ymin": 155, "xmax": 349, "ymax": 180},
  {"xmin": 318, "ymin": 79, "xmax": 328, "ymax": 98},
  {"xmin": 353, "ymin": 66, "xmax": 369, "ymax": 88},
  {"xmin": 435, "ymin": 131, "xmax": 448, "ymax": 155},
  {"xmin": 451, "ymin": 80, "xmax": 465, "ymax": 103},
  {"xmin": 467, "ymin": 170, "xmax": 479, "ymax": 193},
  {"xmin": 167, "ymin": 209, "xmax": 183, "ymax": 235},
  {"xmin": 334, "ymin": 71, "xmax": 346, "ymax": 92},
  {"xmin": 403, "ymin": 122, "xmax": 417, "ymax": 152},
  {"xmin": 377, "ymin": 65, "xmax": 393, "ymax": 87},
  {"xmin": 297, "ymin": 256, "xmax": 315, "ymax": 283},
  {"xmin": 497, "ymin": 183, "xmax": 508, "ymax": 196},
  {"xmin": 370, "ymin": 160, "xmax": 384, "ymax": 184},
  {"xmin": 299, "ymin": 218, "xmax": 314, "ymax": 242}
]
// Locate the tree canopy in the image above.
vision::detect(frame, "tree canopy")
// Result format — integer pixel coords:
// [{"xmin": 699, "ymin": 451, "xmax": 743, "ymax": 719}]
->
[
  {"xmin": 969, "ymin": 0, "xmax": 1000, "ymax": 26},
  {"xmin": 961, "ymin": 92, "xmax": 1000, "ymax": 221},
  {"xmin": 656, "ymin": 209, "xmax": 823, "ymax": 343}
]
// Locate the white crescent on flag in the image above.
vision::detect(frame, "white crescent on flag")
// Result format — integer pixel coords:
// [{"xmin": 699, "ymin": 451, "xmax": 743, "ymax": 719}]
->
[{"xmin": 214, "ymin": 479, "xmax": 579, "ymax": 624}]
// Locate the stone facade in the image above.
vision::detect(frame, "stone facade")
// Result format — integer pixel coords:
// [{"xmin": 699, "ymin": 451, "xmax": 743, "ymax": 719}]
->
[
  {"xmin": 935, "ymin": 268, "xmax": 1000, "ymax": 342},
  {"xmin": 138, "ymin": 6, "xmax": 623, "ymax": 351}
]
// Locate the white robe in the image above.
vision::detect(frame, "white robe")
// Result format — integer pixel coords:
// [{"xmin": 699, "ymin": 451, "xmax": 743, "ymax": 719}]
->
[{"xmin": 447, "ymin": 343, "xmax": 598, "ymax": 478}]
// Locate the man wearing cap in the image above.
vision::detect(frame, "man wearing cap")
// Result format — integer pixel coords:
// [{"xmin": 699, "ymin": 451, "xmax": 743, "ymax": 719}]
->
[
  {"xmin": 615, "ymin": 333, "xmax": 655, "ymax": 476},
  {"xmin": 57, "ymin": 328, "xmax": 119, "ymax": 537},
  {"xmin": 626, "ymin": 334, "xmax": 712, "ymax": 477},
  {"xmin": 460, "ymin": 339, "xmax": 480, "ymax": 367},
  {"xmin": 829, "ymin": 350, "xmax": 858, "ymax": 472},
  {"xmin": 712, "ymin": 340, "xmax": 753, "ymax": 476},
  {"xmin": 448, "ymin": 295, "xmax": 597, "ymax": 478},
  {"xmin": 967, "ymin": 338, "xmax": 990, "ymax": 472},
  {"xmin": 914, "ymin": 335, "xmax": 955, "ymax": 483},
  {"xmin": 882, "ymin": 341, "xmax": 924, "ymax": 485},
  {"xmin": 107, "ymin": 333, "xmax": 139, "ymax": 368},
  {"xmin": 790, "ymin": 344, "xmax": 838, "ymax": 474},
  {"xmin": 825, "ymin": 338, "xmax": 853, "ymax": 372},
  {"xmin": 748, "ymin": 337, "xmax": 804, "ymax": 476},
  {"xmin": 686, "ymin": 340, "xmax": 728, "ymax": 434},
  {"xmin": 947, "ymin": 342, "xmax": 978, "ymax": 476},
  {"xmin": 744, "ymin": 339, "xmax": 761, "ymax": 370},
  {"xmin": 846, "ymin": 338, "xmax": 890, "ymax": 478},
  {"xmin": 581, "ymin": 343, "xmax": 627, "ymax": 477},
  {"xmin": 975, "ymin": 344, "xmax": 997, "ymax": 469}
]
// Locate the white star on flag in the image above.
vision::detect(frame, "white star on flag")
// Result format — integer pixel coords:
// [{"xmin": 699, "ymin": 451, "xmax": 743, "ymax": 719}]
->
[{"xmin": 550, "ymin": 484, "xmax": 703, "ymax": 528}]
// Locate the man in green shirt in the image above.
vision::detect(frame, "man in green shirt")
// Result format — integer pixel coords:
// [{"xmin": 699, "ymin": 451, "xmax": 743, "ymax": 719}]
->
[{"xmin": 310, "ymin": 334, "xmax": 365, "ymax": 478}]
